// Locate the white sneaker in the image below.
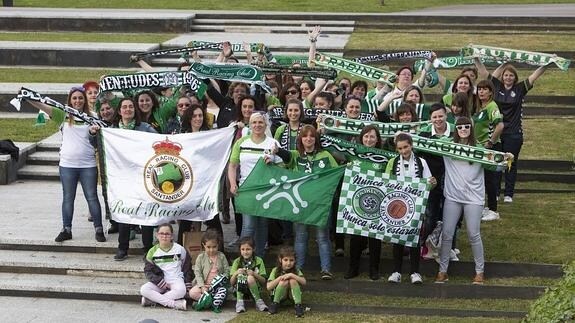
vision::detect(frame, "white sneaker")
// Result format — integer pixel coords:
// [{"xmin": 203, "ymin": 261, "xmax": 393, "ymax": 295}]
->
[
  {"xmin": 236, "ymin": 299, "xmax": 246, "ymax": 313},
  {"xmin": 504, "ymin": 196, "xmax": 513, "ymax": 203},
  {"xmin": 173, "ymin": 299, "xmax": 187, "ymax": 311},
  {"xmin": 255, "ymin": 298, "xmax": 268, "ymax": 312},
  {"xmin": 449, "ymin": 249, "xmax": 459, "ymax": 261},
  {"xmin": 410, "ymin": 273, "xmax": 423, "ymax": 284},
  {"xmin": 141, "ymin": 296, "xmax": 155, "ymax": 307},
  {"xmin": 482, "ymin": 210, "xmax": 500, "ymax": 221},
  {"xmin": 387, "ymin": 272, "xmax": 401, "ymax": 283},
  {"xmin": 481, "ymin": 207, "xmax": 490, "ymax": 218},
  {"xmin": 453, "ymin": 248, "xmax": 461, "ymax": 255}
]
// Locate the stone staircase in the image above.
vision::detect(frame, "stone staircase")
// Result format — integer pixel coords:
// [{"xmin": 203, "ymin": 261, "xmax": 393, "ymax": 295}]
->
[{"xmin": 17, "ymin": 134, "xmax": 61, "ymax": 181}]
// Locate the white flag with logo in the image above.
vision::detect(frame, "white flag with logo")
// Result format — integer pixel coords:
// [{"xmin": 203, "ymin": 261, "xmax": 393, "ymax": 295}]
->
[{"xmin": 101, "ymin": 127, "xmax": 234, "ymax": 225}]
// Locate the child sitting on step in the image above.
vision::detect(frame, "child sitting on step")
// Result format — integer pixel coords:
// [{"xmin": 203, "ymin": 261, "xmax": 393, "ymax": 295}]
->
[
  {"xmin": 267, "ymin": 246, "xmax": 306, "ymax": 317},
  {"xmin": 230, "ymin": 236, "xmax": 268, "ymax": 313},
  {"xmin": 140, "ymin": 223, "xmax": 191, "ymax": 310},
  {"xmin": 189, "ymin": 229, "xmax": 230, "ymax": 310}
]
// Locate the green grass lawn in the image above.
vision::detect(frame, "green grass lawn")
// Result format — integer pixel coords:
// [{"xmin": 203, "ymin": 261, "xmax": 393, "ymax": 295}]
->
[
  {"xmin": 0, "ymin": 68, "xmax": 133, "ymax": 83},
  {"xmin": 229, "ymin": 312, "xmax": 517, "ymax": 322},
  {"xmin": 347, "ymin": 31, "xmax": 575, "ymax": 52},
  {"xmin": 0, "ymin": 32, "xmax": 175, "ymax": 43},
  {"xmin": 522, "ymin": 118, "xmax": 575, "ymax": 160},
  {"xmin": 15, "ymin": 0, "xmax": 575, "ymax": 12},
  {"xmin": 0, "ymin": 118, "xmax": 59, "ymax": 142}
]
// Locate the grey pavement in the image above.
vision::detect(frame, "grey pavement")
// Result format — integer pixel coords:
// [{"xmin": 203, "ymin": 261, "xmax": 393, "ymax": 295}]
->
[
  {"xmin": 0, "ymin": 296, "xmax": 234, "ymax": 323},
  {"xmin": 0, "ymin": 41, "xmax": 159, "ymax": 51}
]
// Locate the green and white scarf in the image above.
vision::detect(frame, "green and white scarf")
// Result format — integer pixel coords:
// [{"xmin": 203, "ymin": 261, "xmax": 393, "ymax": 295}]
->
[
  {"xmin": 413, "ymin": 56, "xmax": 501, "ymax": 72},
  {"xmin": 318, "ymin": 114, "xmax": 430, "ymax": 137},
  {"xmin": 274, "ymin": 55, "xmax": 309, "ymax": 66},
  {"xmin": 11, "ymin": 87, "xmax": 109, "ymax": 127},
  {"xmin": 461, "ymin": 44, "xmax": 571, "ymax": 71},
  {"xmin": 411, "ymin": 135, "xmax": 511, "ymax": 171},
  {"xmin": 133, "ymin": 43, "xmax": 222, "ymax": 60},
  {"xmin": 354, "ymin": 50, "xmax": 433, "ymax": 64},
  {"xmin": 98, "ymin": 71, "xmax": 206, "ymax": 97},
  {"xmin": 188, "ymin": 40, "xmax": 276, "ymax": 63},
  {"xmin": 270, "ymin": 107, "xmax": 375, "ymax": 122},
  {"xmin": 314, "ymin": 52, "xmax": 397, "ymax": 86},
  {"xmin": 320, "ymin": 135, "xmax": 397, "ymax": 166},
  {"xmin": 256, "ymin": 64, "xmax": 337, "ymax": 80},
  {"xmin": 188, "ymin": 62, "xmax": 272, "ymax": 93}
]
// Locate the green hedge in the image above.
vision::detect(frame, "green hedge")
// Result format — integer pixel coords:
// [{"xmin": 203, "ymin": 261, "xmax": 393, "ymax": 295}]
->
[{"xmin": 524, "ymin": 260, "xmax": 575, "ymax": 322}]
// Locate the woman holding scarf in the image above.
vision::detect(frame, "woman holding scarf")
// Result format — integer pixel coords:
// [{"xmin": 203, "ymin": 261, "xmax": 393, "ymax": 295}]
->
[
  {"xmin": 274, "ymin": 125, "xmax": 338, "ymax": 280},
  {"xmin": 377, "ymin": 85, "xmax": 430, "ymax": 121},
  {"xmin": 473, "ymin": 80, "xmax": 504, "ymax": 221},
  {"xmin": 436, "ymin": 117, "xmax": 486, "ymax": 284},
  {"xmin": 27, "ymin": 86, "xmax": 106, "ymax": 243},
  {"xmin": 93, "ymin": 97, "xmax": 158, "ymax": 260},
  {"xmin": 474, "ymin": 58, "xmax": 549, "ymax": 204},
  {"xmin": 345, "ymin": 125, "xmax": 386, "ymax": 280},
  {"xmin": 165, "ymin": 95, "xmax": 193, "ymax": 134},
  {"xmin": 228, "ymin": 112, "xmax": 283, "ymax": 258}
]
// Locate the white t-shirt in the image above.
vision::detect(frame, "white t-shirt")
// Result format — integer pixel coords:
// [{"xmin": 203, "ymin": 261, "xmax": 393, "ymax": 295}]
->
[
  {"xmin": 146, "ymin": 243, "xmax": 187, "ymax": 283},
  {"xmin": 59, "ymin": 122, "xmax": 96, "ymax": 168},
  {"xmin": 230, "ymin": 136, "xmax": 281, "ymax": 184},
  {"xmin": 443, "ymin": 157, "xmax": 485, "ymax": 205}
]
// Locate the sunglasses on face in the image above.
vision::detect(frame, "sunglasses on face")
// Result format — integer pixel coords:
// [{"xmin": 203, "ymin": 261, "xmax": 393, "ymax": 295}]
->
[
  {"xmin": 158, "ymin": 232, "xmax": 172, "ymax": 236},
  {"xmin": 456, "ymin": 124, "xmax": 471, "ymax": 130},
  {"xmin": 287, "ymin": 90, "xmax": 299, "ymax": 95},
  {"xmin": 177, "ymin": 103, "xmax": 191, "ymax": 108}
]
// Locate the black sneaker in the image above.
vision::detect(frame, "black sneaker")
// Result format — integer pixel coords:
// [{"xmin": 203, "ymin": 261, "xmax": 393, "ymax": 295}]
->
[
  {"xmin": 95, "ymin": 231, "xmax": 106, "ymax": 242},
  {"xmin": 343, "ymin": 268, "xmax": 359, "ymax": 280},
  {"xmin": 87, "ymin": 215, "xmax": 93, "ymax": 222},
  {"xmin": 320, "ymin": 271, "xmax": 333, "ymax": 280},
  {"xmin": 55, "ymin": 230, "xmax": 72, "ymax": 242},
  {"xmin": 114, "ymin": 250, "xmax": 128, "ymax": 261},
  {"xmin": 108, "ymin": 223, "xmax": 119, "ymax": 234},
  {"xmin": 294, "ymin": 303, "xmax": 304, "ymax": 317},
  {"xmin": 268, "ymin": 302, "xmax": 279, "ymax": 315}
]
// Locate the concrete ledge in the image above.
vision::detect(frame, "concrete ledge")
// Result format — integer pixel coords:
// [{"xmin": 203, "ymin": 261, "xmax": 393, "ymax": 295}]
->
[
  {"xmin": 0, "ymin": 142, "xmax": 36, "ymax": 185},
  {"xmin": 0, "ymin": 42, "xmax": 160, "ymax": 68}
]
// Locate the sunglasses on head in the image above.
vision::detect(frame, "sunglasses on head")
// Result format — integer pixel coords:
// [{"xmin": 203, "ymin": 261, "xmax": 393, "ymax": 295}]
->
[
  {"xmin": 456, "ymin": 124, "xmax": 471, "ymax": 130},
  {"xmin": 69, "ymin": 86, "xmax": 85, "ymax": 93}
]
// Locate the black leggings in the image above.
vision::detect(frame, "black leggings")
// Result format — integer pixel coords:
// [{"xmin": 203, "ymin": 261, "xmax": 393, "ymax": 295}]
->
[{"xmin": 392, "ymin": 244, "xmax": 420, "ymax": 274}]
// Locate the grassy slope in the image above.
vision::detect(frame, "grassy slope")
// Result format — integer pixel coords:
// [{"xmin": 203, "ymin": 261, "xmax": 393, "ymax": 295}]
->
[
  {"xmin": 15, "ymin": 0, "xmax": 575, "ymax": 11},
  {"xmin": 0, "ymin": 32, "xmax": 175, "ymax": 43}
]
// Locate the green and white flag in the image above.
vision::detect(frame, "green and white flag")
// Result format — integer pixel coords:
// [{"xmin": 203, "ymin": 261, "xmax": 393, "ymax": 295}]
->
[
  {"xmin": 101, "ymin": 127, "xmax": 235, "ymax": 226},
  {"xmin": 337, "ymin": 163, "xmax": 431, "ymax": 247},
  {"xmin": 319, "ymin": 114, "xmax": 430, "ymax": 137},
  {"xmin": 413, "ymin": 56, "xmax": 501, "ymax": 71},
  {"xmin": 461, "ymin": 44, "xmax": 571, "ymax": 71},
  {"xmin": 236, "ymin": 159, "xmax": 345, "ymax": 227}
]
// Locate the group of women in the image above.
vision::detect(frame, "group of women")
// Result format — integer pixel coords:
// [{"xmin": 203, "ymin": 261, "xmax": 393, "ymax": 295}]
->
[{"xmin": 30, "ymin": 27, "xmax": 548, "ymax": 286}]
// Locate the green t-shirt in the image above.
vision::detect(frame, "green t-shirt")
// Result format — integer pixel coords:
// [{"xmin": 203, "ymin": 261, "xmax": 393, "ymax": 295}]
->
[
  {"xmin": 473, "ymin": 101, "xmax": 502, "ymax": 145},
  {"xmin": 230, "ymin": 256, "xmax": 267, "ymax": 279},
  {"xmin": 286, "ymin": 150, "xmax": 338, "ymax": 173},
  {"xmin": 388, "ymin": 100, "xmax": 431, "ymax": 121},
  {"xmin": 267, "ymin": 267, "xmax": 304, "ymax": 281}
]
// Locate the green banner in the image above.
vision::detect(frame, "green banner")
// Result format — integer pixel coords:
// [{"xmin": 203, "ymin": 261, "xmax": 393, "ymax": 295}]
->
[
  {"xmin": 461, "ymin": 44, "xmax": 571, "ymax": 71},
  {"xmin": 189, "ymin": 62, "xmax": 271, "ymax": 93},
  {"xmin": 314, "ymin": 52, "xmax": 397, "ymax": 86},
  {"xmin": 236, "ymin": 159, "xmax": 345, "ymax": 227},
  {"xmin": 413, "ymin": 56, "xmax": 501, "ymax": 72},
  {"xmin": 337, "ymin": 163, "xmax": 431, "ymax": 247},
  {"xmin": 274, "ymin": 55, "xmax": 309, "ymax": 66}
]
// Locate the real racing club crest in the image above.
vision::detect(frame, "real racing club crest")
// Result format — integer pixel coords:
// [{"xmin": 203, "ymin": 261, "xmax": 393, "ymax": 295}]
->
[{"xmin": 144, "ymin": 137, "xmax": 193, "ymax": 203}]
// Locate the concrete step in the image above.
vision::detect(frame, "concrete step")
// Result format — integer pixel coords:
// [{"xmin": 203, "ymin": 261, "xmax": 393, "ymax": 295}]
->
[
  {"xmin": 0, "ymin": 250, "xmax": 143, "ymax": 278},
  {"xmin": 192, "ymin": 18, "xmax": 355, "ymax": 27},
  {"xmin": 36, "ymin": 141, "xmax": 61, "ymax": 152},
  {"xmin": 517, "ymin": 170, "xmax": 575, "ymax": 183},
  {"xmin": 17, "ymin": 164, "xmax": 59, "ymax": 180},
  {"xmin": 189, "ymin": 25, "xmax": 354, "ymax": 34},
  {"xmin": 0, "ymin": 41, "xmax": 160, "ymax": 68},
  {"xmin": 26, "ymin": 151, "xmax": 59, "ymax": 166}
]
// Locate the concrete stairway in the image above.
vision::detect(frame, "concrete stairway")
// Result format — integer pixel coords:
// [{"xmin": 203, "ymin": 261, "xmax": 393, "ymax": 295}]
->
[{"xmin": 17, "ymin": 133, "xmax": 61, "ymax": 181}]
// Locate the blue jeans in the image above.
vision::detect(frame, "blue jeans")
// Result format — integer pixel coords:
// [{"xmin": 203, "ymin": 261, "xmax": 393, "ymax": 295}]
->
[
  {"xmin": 59, "ymin": 166, "xmax": 102, "ymax": 229},
  {"xmin": 500, "ymin": 133, "xmax": 523, "ymax": 197},
  {"xmin": 294, "ymin": 223, "xmax": 332, "ymax": 272},
  {"xmin": 240, "ymin": 214, "xmax": 268, "ymax": 258}
]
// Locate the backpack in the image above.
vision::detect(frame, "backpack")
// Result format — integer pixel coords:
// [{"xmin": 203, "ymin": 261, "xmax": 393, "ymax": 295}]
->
[{"xmin": 0, "ymin": 139, "xmax": 19, "ymax": 162}]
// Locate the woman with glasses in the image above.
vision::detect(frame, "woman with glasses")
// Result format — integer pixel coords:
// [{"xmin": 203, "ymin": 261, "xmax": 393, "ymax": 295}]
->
[
  {"xmin": 436, "ymin": 117, "xmax": 486, "ymax": 285},
  {"xmin": 25, "ymin": 86, "xmax": 107, "ymax": 243},
  {"xmin": 473, "ymin": 80, "xmax": 504, "ymax": 221},
  {"xmin": 382, "ymin": 62, "xmax": 431, "ymax": 103},
  {"xmin": 279, "ymin": 83, "xmax": 301, "ymax": 107},
  {"xmin": 165, "ymin": 95, "xmax": 194, "ymax": 134},
  {"xmin": 378, "ymin": 85, "xmax": 431, "ymax": 122},
  {"xmin": 228, "ymin": 112, "xmax": 282, "ymax": 257}
]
